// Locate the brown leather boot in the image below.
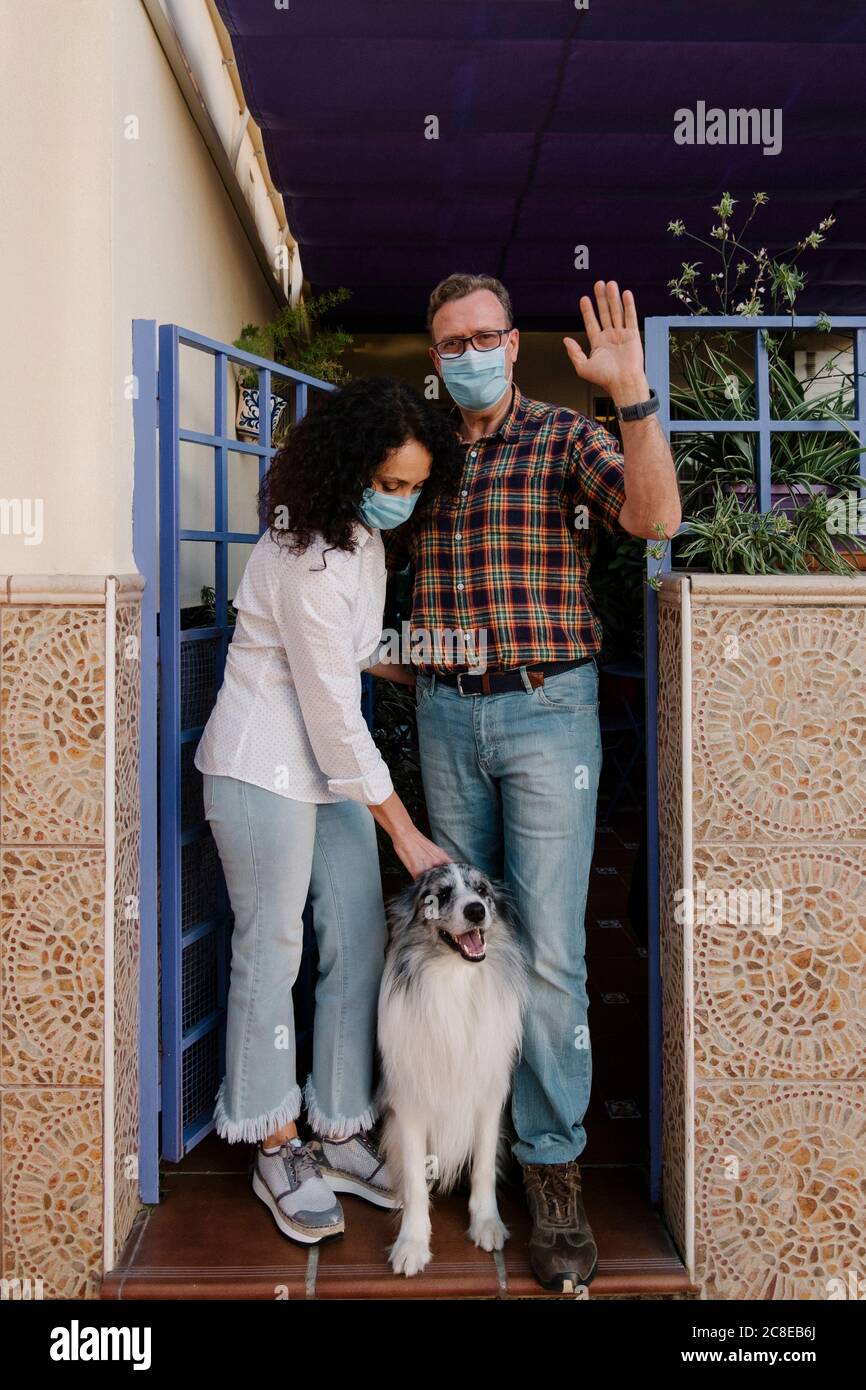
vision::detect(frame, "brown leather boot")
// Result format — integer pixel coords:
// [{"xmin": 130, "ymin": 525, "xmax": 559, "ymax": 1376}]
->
[{"xmin": 521, "ymin": 1158, "xmax": 598, "ymax": 1292}]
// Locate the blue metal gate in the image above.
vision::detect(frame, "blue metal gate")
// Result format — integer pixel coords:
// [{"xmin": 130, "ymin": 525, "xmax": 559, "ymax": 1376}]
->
[
  {"xmin": 133, "ymin": 322, "xmax": 336, "ymax": 1191},
  {"xmin": 643, "ymin": 313, "xmax": 866, "ymax": 1203}
]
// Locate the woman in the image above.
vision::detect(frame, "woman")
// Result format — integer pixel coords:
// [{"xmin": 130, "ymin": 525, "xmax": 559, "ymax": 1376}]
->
[{"xmin": 194, "ymin": 376, "xmax": 460, "ymax": 1245}]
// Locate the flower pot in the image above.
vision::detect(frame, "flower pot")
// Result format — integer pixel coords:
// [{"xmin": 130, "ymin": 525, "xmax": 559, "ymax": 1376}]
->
[{"xmin": 235, "ymin": 384, "xmax": 289, "ymax": 442}]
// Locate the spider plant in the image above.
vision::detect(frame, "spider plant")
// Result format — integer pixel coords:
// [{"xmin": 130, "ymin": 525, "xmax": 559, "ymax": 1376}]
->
[
  {"xmin": 675, "ymin": 487, "xmax": 866, "ymax": 576},
  {"xmin": 670, "ymin": 333, "xmax": 863, "ymax": 514}
]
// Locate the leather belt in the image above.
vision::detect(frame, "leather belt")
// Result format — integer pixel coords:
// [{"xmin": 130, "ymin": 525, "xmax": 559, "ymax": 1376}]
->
[{"xmin": 429, "ymin": 655, "xmax": 594, "ymax": 696}]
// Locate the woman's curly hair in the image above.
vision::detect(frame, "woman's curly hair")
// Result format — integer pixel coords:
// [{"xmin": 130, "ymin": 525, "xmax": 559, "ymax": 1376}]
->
[{"xmin": 259, "ymin": 376, "xmax": 463, "ymax": 555}]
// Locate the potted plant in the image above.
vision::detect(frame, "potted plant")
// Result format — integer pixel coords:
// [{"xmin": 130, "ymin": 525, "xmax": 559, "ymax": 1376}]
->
[
  {"xmin": 233, "ymin": 288, "xmax": 354, "ymax": 441},
  {"xmin": 661, "ymin": 192, "xmax": 866, "ymax": 569},
  {"xmin": 670, "ymin": 332, "xmax": 863, "ymax": 519},
  {"xmin": 673, "ymin": 485, "xmax": 866, "ymax": 575}
]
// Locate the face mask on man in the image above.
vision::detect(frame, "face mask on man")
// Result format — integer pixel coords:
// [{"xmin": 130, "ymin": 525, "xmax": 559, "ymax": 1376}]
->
[
  {"xmin": 357, "ymin": 486, "xmax": 421, "ymax": 530},
  {"xmin": 439, "ymin": 343, "xmax": 511, "ymax": 411}
]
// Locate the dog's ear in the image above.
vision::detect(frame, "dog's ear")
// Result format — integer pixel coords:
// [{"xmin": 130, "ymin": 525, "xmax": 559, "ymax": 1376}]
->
[{"xmin": 385, "ymin": 874, "xmax": 426, "ymax": 940}]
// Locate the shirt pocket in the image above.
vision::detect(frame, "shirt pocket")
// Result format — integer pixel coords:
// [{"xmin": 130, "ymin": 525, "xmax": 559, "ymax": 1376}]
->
[{"xmin": 489, "ymin": 456, "xmax": 560, "ymax": 502}]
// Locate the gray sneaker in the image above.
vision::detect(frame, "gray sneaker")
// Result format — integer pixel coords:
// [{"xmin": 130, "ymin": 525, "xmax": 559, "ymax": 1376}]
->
[
  {"xmin": 309, "ymin": 1129, "xmax": 402, "ymax": 1210},
  {"xmin": 252, "ymin": 1136, "xmax": 345, "ymax": 1243}
]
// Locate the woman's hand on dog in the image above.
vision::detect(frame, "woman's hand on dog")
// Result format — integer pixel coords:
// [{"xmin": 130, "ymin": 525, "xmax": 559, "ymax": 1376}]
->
[
  {"xmin": 392, "ymin": 827, "xmax": 452, "ymax": 879},
  {"xmin": 369, "ymin": 791, "xmax": 452, "ymax": 878}
]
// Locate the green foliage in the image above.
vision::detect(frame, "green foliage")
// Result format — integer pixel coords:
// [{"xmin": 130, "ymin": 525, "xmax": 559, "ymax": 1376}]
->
[
  {"xmin": 676, "ymin": 487, "xmax": 866, "ymax": 576},
  {"xmin": 670, "ymin": 331, "xmax": 863, "ymax": 514},
  {"xmin": 234, "ymin": 289, "xmax": 354, "ymax": 402},
  {"xmin": 666, "ymin": 190, "xmax": 835, "ymax": 317},
  {"xmin": 657, "ymin": 190, "xmax": 866, "ymax": 576},
  {"xmin": 198, "ymin": 585, "xmax": 237, "ymax": 625}
]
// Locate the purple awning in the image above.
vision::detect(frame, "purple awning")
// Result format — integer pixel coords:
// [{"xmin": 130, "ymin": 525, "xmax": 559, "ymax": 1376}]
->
[{"xmin": 216, "ymin": 1, "xmax": 866, "ymax": 328}]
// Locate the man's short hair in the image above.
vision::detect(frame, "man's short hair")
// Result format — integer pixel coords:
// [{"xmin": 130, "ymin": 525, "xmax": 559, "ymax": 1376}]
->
[{"xmin": 426, "ymin": 273, "xmax": 513, "ymax": 334}]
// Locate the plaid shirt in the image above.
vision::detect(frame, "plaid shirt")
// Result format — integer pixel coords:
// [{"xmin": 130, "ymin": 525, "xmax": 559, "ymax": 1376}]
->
[{"xmin": 386, "ymin": 383, "xmax": 628, "ymax": 673}]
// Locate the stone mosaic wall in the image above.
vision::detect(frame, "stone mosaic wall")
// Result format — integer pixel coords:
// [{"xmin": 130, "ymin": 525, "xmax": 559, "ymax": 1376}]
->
[
  {"xmin": 658, "ymin": 574, "xmax": 866, "ymax": 1300},
  {"xmin": 0, "ymin": 579, "xmax": 143, "ymax": 1298}
]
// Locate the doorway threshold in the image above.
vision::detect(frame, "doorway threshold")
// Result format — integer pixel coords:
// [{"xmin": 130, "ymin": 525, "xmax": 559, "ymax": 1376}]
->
[{"xmin": 103, "ymin": 1134, "xmax": 693, "ymax": 1300}]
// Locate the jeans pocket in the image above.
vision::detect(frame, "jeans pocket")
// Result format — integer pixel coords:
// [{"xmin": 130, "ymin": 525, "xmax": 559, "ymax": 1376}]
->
[
  {"xmin": 202, "ymin": 772, "xmax": 216, "ymax": 820},
  {"xmin": 535, "ymin": 662, "xmax": 599, "ymax": 712},
  {"xmin": 415, "ymin": 674, "xmax": 432, "ymax": 708}
]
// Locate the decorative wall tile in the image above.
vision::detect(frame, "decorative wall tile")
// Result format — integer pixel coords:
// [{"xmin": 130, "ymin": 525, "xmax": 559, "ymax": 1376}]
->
[
  {"xmin": 691, "ymin": 606, "xmax": 866, "ymax": 844},
  {"xmin": 0, "ymin": 588, "xmax": 144, "ymax": 1294},
  {"xmin": 112, "ymin": 601, "xmax": 142, "ymax": 1259},
  {"xmin": 657, "ymin": 595, "xmax": 688, "ymax": 1262},
  {"xmin": 1, "ymin": 607, "xmax": 105, "ymax": 844},
  {"xmin": 1, "ymin": 849, "xmax": 105, "ymax": 1085},
  {"xmin": 1, "ymin": 1087, "xmax": 104, "ymax": 1299},
  {"xmin": 692, "ymin": 847, "xmax": 866, "ymax": 1080},
  {"xmin": 657, "ymin": 589, "xmax": 685, "ymax": 849},
  {"xmin": 114, "ymin": 604, "xmax": 141, "ymax": 840},
  {"xmin": 661, "ymin": 578, "xmax": 866, "ymax": 1301},
  {"xmin": 694, "ymin": 1084, "xmax": 866, "ymax": 1300},
  {"xmin": 660, "ymin": 828, "xmax": 687, "ymax": 1264}
]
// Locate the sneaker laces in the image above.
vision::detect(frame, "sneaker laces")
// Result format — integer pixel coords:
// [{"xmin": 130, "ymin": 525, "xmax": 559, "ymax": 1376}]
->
[{"xmin": 271, "ymin": 1139, "xmax": 323, "ymax": 1188}]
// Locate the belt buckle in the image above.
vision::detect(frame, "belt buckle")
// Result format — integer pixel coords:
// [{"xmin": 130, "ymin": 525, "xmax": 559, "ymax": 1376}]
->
[{"xmin": 456, "ymin": 670, "xmax": 483, "ymax": 696}]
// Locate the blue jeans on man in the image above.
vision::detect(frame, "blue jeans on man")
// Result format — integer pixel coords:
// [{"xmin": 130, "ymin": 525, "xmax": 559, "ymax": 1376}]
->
[{"xmin": 413, "ymin": 658, "xmax": 602, "ymax": 1166}]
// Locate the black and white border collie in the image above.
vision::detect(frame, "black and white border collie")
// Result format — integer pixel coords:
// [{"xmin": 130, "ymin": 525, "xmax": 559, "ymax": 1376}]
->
[{"xmin": 376, "ymin": 862, "xmax": 528, "ymax": 1277}]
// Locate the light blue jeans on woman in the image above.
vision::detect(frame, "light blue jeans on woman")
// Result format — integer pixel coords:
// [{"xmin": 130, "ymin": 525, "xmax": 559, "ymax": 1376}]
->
[
  {"xmin": 413, "ymin": 660, "xmax": 602, "ymax": 1167},
  {"xmin": 203, "ymin": 773, "xmax": 387, "ymax": 1144}
]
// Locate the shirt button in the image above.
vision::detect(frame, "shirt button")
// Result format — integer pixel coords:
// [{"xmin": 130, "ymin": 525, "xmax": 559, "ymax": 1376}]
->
[
  {"xmin": 456, "ymin": 582, "xmax": 465, "ymax": 591},
  {"xmin": 461, "ymin": 489, "xmax": 468, "ymax": 497},
  {"xmin": 454, "ymin": 532, "xmax": 462, "ymax": 540}
]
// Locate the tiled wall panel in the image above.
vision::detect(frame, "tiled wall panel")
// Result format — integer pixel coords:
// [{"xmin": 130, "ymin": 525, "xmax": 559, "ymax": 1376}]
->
[
  {"xmin": 659, "ymin": 577, "xmax": 866, "ymax": 1300},
  {"xmin": 0, "ymin": 580, "xmax": 143, "ymax": 1298}
]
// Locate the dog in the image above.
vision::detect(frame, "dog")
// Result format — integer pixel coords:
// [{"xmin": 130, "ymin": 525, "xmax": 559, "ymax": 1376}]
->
[{"xmin": 375, "ymin": 862, "xmax": 529, "ymax": 1277}]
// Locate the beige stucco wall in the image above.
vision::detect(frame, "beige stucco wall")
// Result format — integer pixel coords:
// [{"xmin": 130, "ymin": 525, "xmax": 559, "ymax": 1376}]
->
[
  {"xmin": 0, "ymin": 0, "xmax": 280, "ymax": 581},
  {"xmin": 0, "ymin": 0, "xmax": 114, "ymax": 576}
]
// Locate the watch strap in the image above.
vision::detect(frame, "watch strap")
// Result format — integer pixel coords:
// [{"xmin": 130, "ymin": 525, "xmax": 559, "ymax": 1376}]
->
[{"xmin": 615, "ymin": 387, "xmax": 660, "ymax": 422}]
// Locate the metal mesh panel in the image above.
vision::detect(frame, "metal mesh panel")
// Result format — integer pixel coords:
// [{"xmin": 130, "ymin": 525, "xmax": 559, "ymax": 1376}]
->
[
  {"xmin": 180, "ymin": 636, "xmax": 221, "ymax": 730},
  {"xmin": 182, "ymin": 835, "xmax": 219, "ymax": 930},
  {"xmin": 181, "ymin": 741, "xmax": 204, "ymax": 830},
  {"xmin": 182, "ymin": 1028, "xmax": 219, "ymax": 1132},
  {"xmin": 182, "ymin": 931, "xmax": 218, "ymax": 1034}
]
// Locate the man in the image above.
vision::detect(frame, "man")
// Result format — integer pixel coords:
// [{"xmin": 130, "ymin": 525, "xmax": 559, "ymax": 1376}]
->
[{"xmin": 388, "ymin": 273, "xmax": 680, "ymax": 1292}]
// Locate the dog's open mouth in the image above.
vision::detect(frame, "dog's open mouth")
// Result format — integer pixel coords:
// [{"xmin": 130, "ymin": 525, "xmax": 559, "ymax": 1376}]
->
[{"xmin": 438, "ymin": 926, "xmax": 486, "ymax": 962}]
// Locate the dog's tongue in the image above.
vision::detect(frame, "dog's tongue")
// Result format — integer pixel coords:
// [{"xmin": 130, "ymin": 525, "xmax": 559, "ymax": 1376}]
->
[{"xmin": 462, "ymin": 928, "xmax": 484, "ymax": 956}]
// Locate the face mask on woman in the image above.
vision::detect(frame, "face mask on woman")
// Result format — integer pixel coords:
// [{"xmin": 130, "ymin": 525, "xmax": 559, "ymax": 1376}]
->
[{"xmin": 357, "ymin": 486, "xmax": 421, "ymax": 530}]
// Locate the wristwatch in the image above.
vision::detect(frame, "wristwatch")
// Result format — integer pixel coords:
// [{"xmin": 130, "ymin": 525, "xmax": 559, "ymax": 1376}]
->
[{"xmin": 614, "ymin": 387, "xmax": 660, "ymax": 422}]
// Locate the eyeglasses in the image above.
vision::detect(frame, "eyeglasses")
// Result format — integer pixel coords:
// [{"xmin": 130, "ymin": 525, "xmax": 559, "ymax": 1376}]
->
[{"xmin": 433, "ymin": 328, "xmax": 513, "ymax": 359}]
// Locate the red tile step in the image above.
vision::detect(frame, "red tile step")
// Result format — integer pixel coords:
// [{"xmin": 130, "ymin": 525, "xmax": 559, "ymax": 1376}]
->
[{"xmin": 103, "ymin": 1136, "xmax": 692, "ymax": 1300}]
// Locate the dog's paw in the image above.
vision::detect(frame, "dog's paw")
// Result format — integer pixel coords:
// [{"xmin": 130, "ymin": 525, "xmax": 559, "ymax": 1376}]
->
[
  {"xmin": 469, "ymin": 1214, "xmax": 509, "ymax": 1251},
  {"xmin": 389, "ymin": 1235, "xmax": 433, "ymax": 1277}
]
